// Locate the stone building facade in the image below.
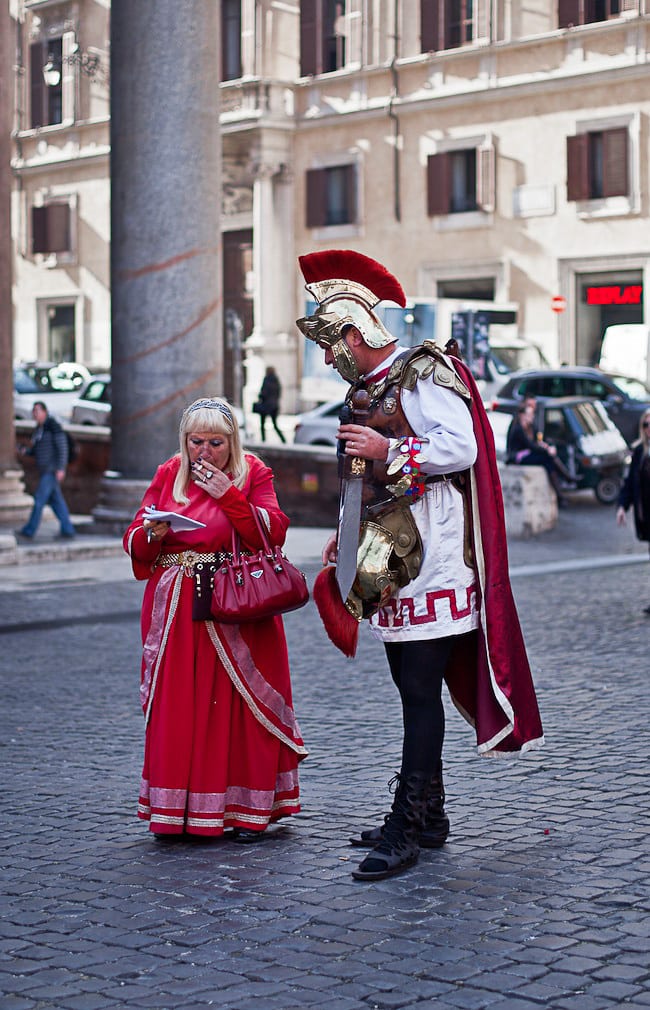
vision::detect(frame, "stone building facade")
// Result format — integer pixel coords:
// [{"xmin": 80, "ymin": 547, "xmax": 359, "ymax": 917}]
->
[{"xmin": 10, "ymin": 0, "xmax": 650, "ymax": 412}]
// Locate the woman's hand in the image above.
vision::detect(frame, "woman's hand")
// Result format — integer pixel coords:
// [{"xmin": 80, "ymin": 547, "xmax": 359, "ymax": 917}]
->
[
  {"xmin": 143, "ymin": 519, "xmax": 170, "ymax": 543},
  {"xmin": 338, "ymin": 423, "xmax": 389, "ymax": 461},
  {"xmin": 322, "ymin": 531, "xmax": 337, "ymax": 566},
  {"xmin": 616, "ymin": 506, "xmax": 626, "ymax": 527},
  {"xmin": 191, "ymin": 461, "xmax": 232, "ymax": 498}
]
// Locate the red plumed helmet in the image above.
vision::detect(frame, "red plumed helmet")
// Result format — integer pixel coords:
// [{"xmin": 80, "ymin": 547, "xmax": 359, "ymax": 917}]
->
[{"xmin": 298, "ymin": 249, "xmax": 406, "ymax": 308}]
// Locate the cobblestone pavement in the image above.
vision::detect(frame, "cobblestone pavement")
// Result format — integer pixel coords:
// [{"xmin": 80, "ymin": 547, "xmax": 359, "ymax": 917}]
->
[{"xmin": 1, "ymin": 497, "xmax": 650, "ymax": 1010}]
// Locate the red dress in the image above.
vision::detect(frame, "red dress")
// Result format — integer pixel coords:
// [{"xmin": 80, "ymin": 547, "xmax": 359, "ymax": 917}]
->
[{"xmin": 123, "ymin": 453, "xmax": 307, "ymax": 835}]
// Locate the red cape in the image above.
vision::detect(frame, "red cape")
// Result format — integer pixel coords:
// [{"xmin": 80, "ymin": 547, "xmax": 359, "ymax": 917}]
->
[{"xmin": 444, "ymin": 358, "xmax": 544, "ymax": 754}]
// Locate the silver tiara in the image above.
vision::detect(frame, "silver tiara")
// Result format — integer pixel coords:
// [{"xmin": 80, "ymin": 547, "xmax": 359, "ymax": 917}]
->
[{"xmin": 185, "ymin": 398, "xmax": 234, "ymax": 423}]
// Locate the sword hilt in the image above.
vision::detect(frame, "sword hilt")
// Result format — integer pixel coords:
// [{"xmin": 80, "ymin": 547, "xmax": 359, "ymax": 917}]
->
[{"xmin": 351, "ymin": 388, "xmax": 371, "ymax": 426}]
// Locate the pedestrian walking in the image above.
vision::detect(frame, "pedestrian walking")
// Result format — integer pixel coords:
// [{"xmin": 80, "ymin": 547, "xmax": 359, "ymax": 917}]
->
[
  {"xmin": 17, "ymin": 401, "xmax": 76, "ymax": 540},
  {"xmin": 123, "ymin": 396, "xmax": 307, "ymax": 840},
  {"xmin": 255, "ymin": 366, "xmax": 286, "ymax": 443},
  {"xmin": 297, "ymin": 249, "xmax": 543, "ymax": 881},
  {"xmin": 616, "ymin": 406, "xmax": 650, "ymax": 615}
]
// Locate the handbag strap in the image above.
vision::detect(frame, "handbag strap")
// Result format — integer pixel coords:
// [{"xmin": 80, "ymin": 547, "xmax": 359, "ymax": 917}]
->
[{"xmin": 229, "ymin": 504, "xmax": 274, "ymax": 560}]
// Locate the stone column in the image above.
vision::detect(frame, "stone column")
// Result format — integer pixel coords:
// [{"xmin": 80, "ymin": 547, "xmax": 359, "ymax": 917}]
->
[
  {"xmin": 0, "ymin": 0, "xmax": 33, "ymax": 547},
  {"xmin": 245, "ymin": 158, "xmax": 299, "ymax": 413},
  {"xmin": 94, "ymin": 0, "xmax": 221, "ymax": 529}
]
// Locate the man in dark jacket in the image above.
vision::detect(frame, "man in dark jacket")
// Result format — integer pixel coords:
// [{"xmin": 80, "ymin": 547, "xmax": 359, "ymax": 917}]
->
[{"xmin": 18, "ymin": 402, "xmax": 76, "ymax": 539}]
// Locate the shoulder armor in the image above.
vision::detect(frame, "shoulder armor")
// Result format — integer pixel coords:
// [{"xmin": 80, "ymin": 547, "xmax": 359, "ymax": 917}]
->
[{"xmin": 401, "ymin": 342, "xmax": 472, "ymax": 401}]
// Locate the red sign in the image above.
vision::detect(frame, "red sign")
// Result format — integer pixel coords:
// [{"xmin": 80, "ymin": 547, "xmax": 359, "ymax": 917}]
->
[
  {"xmin": 586, "ymin": 284, "xmax": 642, "ymax": 306},
  {"xmin": 551, "ymin": 295, "xmax": 567, "ymax": 314}
]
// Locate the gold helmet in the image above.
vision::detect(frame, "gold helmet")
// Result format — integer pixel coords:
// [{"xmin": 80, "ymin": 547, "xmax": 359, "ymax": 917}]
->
[{"xmin": 296, "ymin": 250, "xmax": 406, "ymax": 383}]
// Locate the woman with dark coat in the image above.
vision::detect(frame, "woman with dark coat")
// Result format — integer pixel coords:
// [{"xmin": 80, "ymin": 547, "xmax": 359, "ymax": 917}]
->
[
  {"xmin": 256, "ymin": 367, "xmax": 286, "ymax": 443},
  {"xmin": 616, "ymin": 407, "xmax": 650, "ymax": 615}
]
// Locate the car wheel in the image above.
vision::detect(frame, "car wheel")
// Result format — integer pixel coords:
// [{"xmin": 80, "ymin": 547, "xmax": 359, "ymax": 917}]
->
[{"xmin": 594, "ymin": 475, "xmax": 621, "ymax": 505}]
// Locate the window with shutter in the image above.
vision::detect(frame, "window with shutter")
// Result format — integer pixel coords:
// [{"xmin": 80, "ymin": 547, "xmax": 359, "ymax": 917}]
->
[
  {"xmin": 31, "ymin": 203, "xmax": 71, "ymax": 256},
  {"xmin": 567, "ymin": 129, "xmax": 629, "ymax": 201},
  {"xmin": 306, "ymin": 165, "xmax": 357, "ymax": 228},
  {"xmin": 558, "ymin": 0, "xmax": 582, "ymax": 28}
]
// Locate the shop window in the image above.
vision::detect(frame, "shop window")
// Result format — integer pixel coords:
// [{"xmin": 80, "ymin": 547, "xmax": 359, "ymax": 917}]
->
[
  {"xmin": 421, "ymin": 0, "xmax": 474, "ymax": 53},
  {"xmin": 427, "ymin": 146, "xmax": 494, "ymax": 216},
  {"xmin": 301, "ymin": 0, "xmax": 347, "ymax": 76},
  {"xmin": 32, "ymin": 202, "xmax": 71, "ymax": 256},
  {"xmin": 558, "ymin": 0, "xmax": 621, "ymax": 29},
  {"xmin": 306, "ymin": 164, "xmax": 357, "ymax": 228},
  {"xmin": 567, "ymin": 128, "xmax": 628, "ymax": 202},
  {"xmin": 221, "ymin": 0, "xmax": 242, "ymax": 81}
]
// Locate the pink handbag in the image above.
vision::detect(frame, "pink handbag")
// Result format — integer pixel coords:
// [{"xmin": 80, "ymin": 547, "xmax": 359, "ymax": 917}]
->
[{"xmin": 210, "ymin": 507, "xmax": 309, "ymax": 623}]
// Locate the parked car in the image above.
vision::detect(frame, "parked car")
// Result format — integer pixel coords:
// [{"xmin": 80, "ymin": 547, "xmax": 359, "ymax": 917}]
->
[
  {"xmin": 492, "ymin": 366, "xmax": 650, "ymax": 445},
  {"xmin": 490, "ymin": 397, "xmax": 629, "ymax": 505},
  {"xmin": 293, "ymin": 399, "xmax": 343, "ymax": 447},
  {"xmin": 13, "ymin": 362, "xmax": 91, "ymax": 421},
  {"xmin": 472, "ymin": 336, "xmax": 552, "ymax": 403},
  {"xmin": 70, "ymin": 374, "xmax": 112, "ymax": 425}
]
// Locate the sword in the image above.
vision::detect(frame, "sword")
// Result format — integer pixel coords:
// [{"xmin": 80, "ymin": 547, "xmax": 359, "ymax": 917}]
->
[{"xmin": 335, "ymin": 389, "xmax": 371, "ymax": 601}]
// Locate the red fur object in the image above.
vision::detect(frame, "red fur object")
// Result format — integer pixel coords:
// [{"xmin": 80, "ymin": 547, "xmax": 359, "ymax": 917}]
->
[
  {"xmin": 313, "ymin": 566, "xmax": 360, "ymax": 658},
  {"xmin": 298, "ymin": 250, "xmax": 406, "ymax": 308}
]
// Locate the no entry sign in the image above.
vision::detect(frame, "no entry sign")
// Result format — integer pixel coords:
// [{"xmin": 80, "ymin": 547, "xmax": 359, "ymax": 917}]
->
[{"xmin": 551, "ymin": 295, "xmax": 567, "ymax": 314}]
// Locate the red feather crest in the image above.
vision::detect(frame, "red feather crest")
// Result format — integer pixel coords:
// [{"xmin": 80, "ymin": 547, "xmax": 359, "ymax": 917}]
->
[
  {"xmin": 299, "ymin": 250, "xmax": 406, "ymax": 308},
  {"xmin": 313, "ymin": 566, "xmax": 360, "ymax": 658}
]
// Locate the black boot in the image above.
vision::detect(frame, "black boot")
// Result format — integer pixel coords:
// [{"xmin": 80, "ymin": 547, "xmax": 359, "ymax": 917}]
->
[
  {"xmin": 350, "ymin": 763, "xmax": 449, "ymax": 849},
  {"xmin": 352, "ymin": 771, "xmax": 430, "ymax": 881}
]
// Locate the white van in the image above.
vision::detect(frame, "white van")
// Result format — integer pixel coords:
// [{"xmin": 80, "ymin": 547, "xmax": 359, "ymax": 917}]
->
[{"xmin": 599, "ymin": 324, "xmax": 650, "ymax": 385}]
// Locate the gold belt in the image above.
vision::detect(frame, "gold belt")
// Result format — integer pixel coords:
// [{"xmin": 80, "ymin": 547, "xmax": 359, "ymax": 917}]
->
[{"xmin": 157, "ymin": 550, "xmax": 230, "ymax": 571}]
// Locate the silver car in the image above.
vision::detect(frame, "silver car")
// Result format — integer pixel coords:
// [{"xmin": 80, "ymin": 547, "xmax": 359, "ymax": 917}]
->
[
  {"xmin": 70, "ymin": 374, "xmax": 112, "ymax": 425},
  {"xmin": 293, "ymin": 400, "xmax": 344, "ymax": 447}
]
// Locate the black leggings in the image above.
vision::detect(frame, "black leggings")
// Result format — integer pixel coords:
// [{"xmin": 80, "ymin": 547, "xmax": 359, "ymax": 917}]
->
[{"xmin": 384, "ymin": 637, "xmax": 453, "ymax": 779}]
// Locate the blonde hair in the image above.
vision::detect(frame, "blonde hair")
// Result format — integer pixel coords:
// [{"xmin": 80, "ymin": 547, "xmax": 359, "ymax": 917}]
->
[
  {"xmin": 640, "ymin": 407, "xmax": 650, "ymax": 452},
  {"xmin": 172, "ymin": 397, "xmax": 248, "ymax": 504}
]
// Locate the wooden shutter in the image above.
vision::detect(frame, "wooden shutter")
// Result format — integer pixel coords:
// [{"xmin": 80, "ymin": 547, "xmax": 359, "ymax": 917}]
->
[
  {"xmin": 421, "ymin": 0, "xmax": 440, "ymax": 51},
  {"xmin": 30, "ymin": 42, "xmax": 45, "ymax": 129},
  {"xmin": 601, "ymin": 127, "xmax": 628, "ymax": 198},
  {"xmin": 558, "ymin": 0, "xmax": 582, "ymax": 27},
  {"xmin": 427, "ymin": 153, "xmax": 450, "ymax": 216},
  {"xmin": 566, "ymin": 134, "xmax": 590, "ymax": 201},
  {"xmin": 300, "ymin": 0, "xmax": 320, "ymax": 75},
  {"xmin": 32, "ymin": 205, "xmax": 48, "ymax": 254},
  {"xmin": 344, "ymin": 164, "xmax": 357, "ymax": 224},
  {"xmin": 306, "ymin": 168, "xmax": 327, "ymax": 227},
  {"xmin": 47, "ymin": 204, "xmax": 71, "ymax": 253},
  {"xmin": 477, "ymin": 144, "xmax": 495, "ymax": 212}
]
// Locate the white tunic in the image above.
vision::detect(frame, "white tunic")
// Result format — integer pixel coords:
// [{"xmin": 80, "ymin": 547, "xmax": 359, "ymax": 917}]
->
[{"xmin": 366, "ymin": 346, "xmax": 480, "ymax": 643}]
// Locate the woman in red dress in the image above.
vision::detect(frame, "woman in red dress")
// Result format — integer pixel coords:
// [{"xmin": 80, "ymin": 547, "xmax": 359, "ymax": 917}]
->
[{"xmin": 124, "ymin": 397, "xmax": 307, "ymax": 841}]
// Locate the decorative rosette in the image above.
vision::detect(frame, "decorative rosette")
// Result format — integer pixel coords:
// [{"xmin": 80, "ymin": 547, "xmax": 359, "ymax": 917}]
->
[{"xmin": 386, "ymin": 437, "xmax": 427, "ymax": 499}]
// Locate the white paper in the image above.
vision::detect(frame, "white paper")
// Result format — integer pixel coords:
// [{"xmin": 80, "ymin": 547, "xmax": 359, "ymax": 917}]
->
[{"xmin": 143, "ymin": 506, "xmax": 206, "ymax": 532}]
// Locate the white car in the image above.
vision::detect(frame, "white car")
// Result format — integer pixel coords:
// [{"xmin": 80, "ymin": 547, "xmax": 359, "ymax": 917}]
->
[
  {"xmin": 71, "ymin": 374, "xmax": 112, "ymax": 425},
  {"xmin": 293, "ymin": 400, "xmax": 344, "ymax": 447},
  {"xmin": 14, "ymin": 362, "xmax": 91, "ymax": 421}
]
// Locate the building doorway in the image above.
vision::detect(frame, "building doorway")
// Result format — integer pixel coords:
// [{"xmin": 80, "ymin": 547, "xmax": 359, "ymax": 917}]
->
[
  {"xmin": 576, "ymin": 270, "xmax": 643, "ymax": 365},
  {"xmin": 46, "ymin": 303, "xmax": 76, "ymax": 362},
  {"xmin": 223, "ymin": 230, "xmax": 253, "ymax": 406}
]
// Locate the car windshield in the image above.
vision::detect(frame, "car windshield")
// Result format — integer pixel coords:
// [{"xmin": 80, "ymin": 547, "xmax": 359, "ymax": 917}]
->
[
  {"xmin": 568, "ymin": 400, "xmax": 610, "ymax": 436},
  {"xmin": 83, "ymin": 380, "xmax": 109, "ymax": 402},
  {"xmin": 609, "ymin": 374, "xmax": 650, "ymax": 401},
  {"xmin": 13, "ymin": 368, "xmax": 41, "ymax": 394}
]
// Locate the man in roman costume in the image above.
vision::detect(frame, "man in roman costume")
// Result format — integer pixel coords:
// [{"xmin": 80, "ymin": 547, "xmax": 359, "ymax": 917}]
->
[{"xmin": 296, "ymin": 249, "xmax": 543, "ymax": 882}]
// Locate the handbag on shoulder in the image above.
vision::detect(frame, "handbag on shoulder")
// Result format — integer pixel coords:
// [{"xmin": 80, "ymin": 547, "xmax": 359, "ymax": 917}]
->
[{"xmin": 210, "ymin": 507, "xmax": 309, "ymax": 623}]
